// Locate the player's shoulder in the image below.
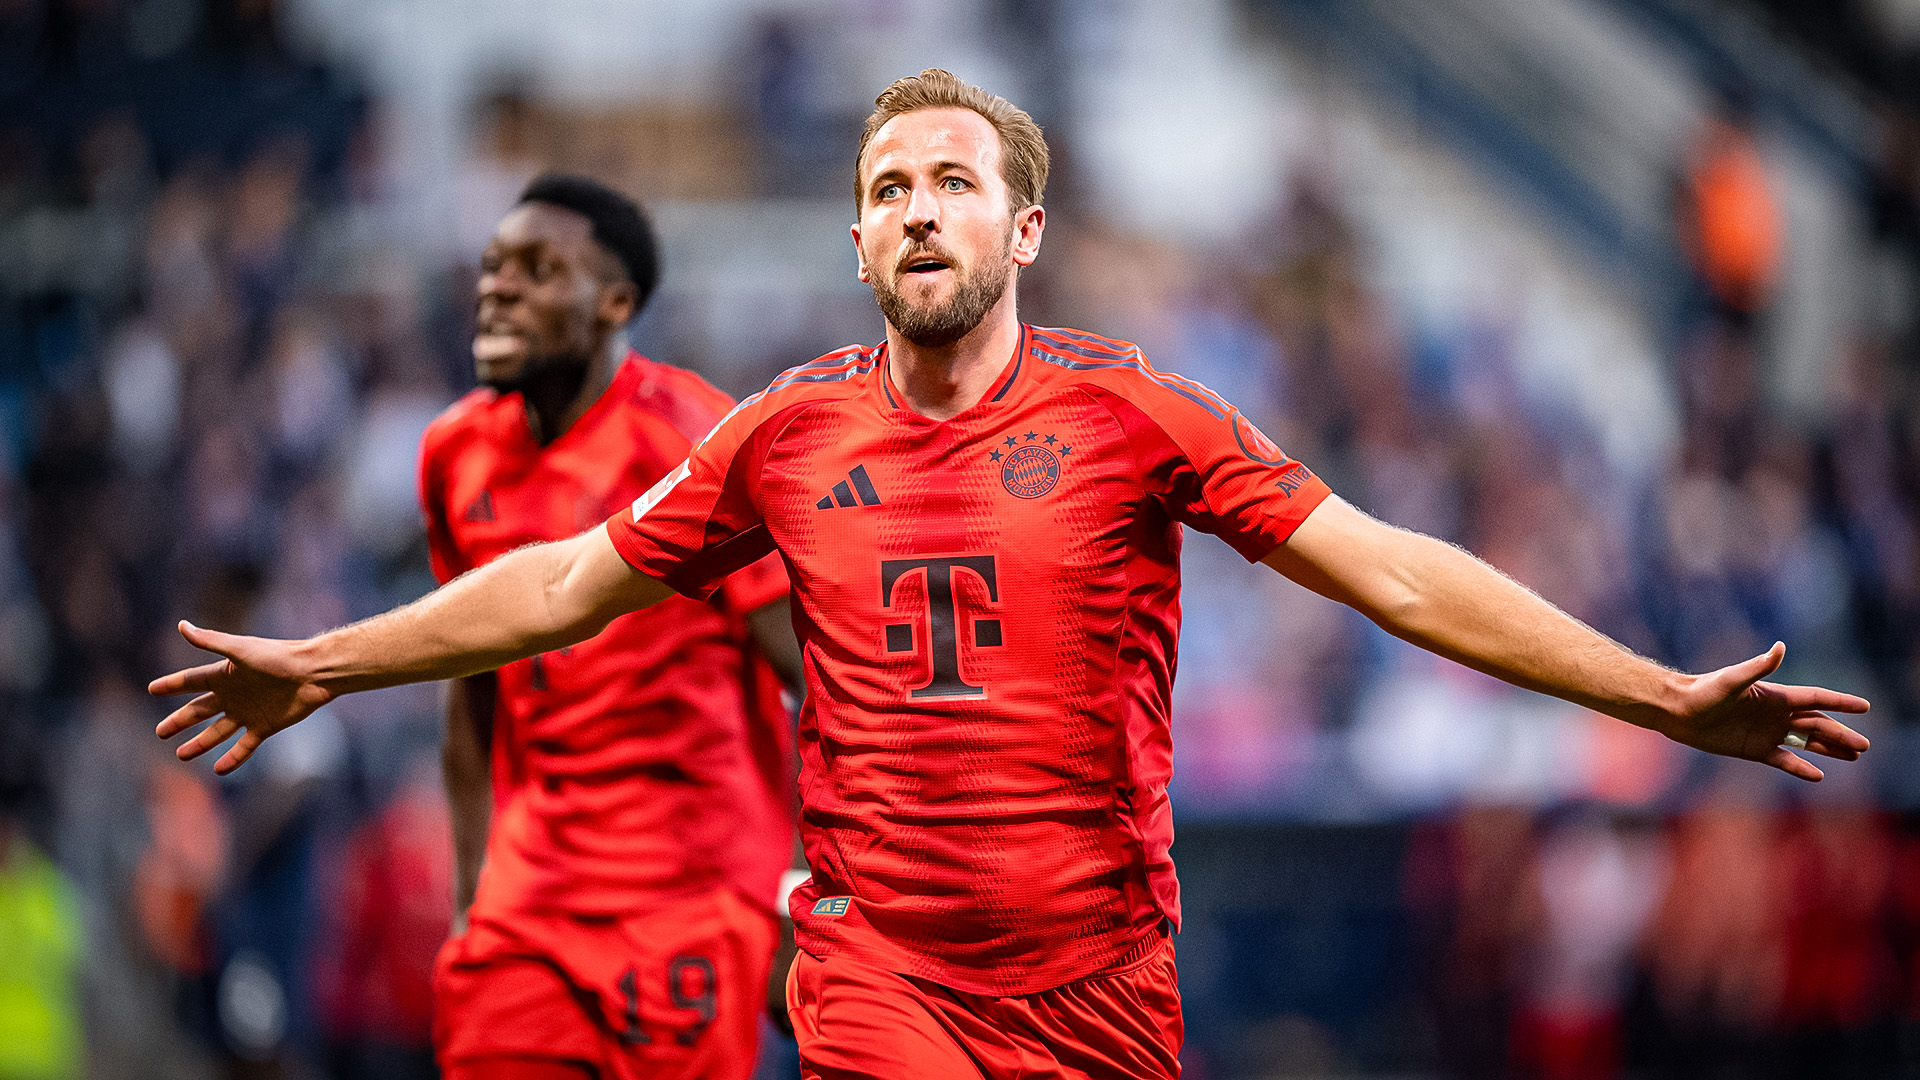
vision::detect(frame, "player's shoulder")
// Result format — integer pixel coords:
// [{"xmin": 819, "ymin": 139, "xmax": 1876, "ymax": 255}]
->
[
  {"xmin": 707, "ymin": 342, "xmax": 884, "ymax": 438},
  {"xmin": 620, "ymin": 354, "xmax": 741, "ymax": 445},
  {"xmin": 1027, "ymin": 324, "xmax": 1231, "ymax": 419},
  {"xmin": 421, "ymin": 387, "xmax": 512, "ymax": 460},
  {"xmin": 762, "ymin": 342, "xmax": 884, "ymax": 402}
]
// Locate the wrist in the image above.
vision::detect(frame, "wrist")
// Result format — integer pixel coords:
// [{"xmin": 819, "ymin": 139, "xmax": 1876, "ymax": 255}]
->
[
  {"xmin": 288, "ymin": 635, "xmax": 346, "ymax": 701},
  {"xmin": 1627, "ymin": 666, "xmax": 1692, "ymax": 735}
]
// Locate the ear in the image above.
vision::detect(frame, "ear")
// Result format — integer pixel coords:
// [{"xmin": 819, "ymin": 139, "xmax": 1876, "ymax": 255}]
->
[
  {"xmin": 851, "ymin": 222, "xmax": 871, "ymax": 284},
  {"xmin": 598, "ymin": 279, "xmax": 638, "ymax": 327},
  {"xmin": 1011, "ymin": 204, "xmax": 1045, "ymax": 269}
]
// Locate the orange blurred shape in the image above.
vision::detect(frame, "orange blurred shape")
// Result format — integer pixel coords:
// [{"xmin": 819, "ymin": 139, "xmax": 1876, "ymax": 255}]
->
[
  {"xmin": 1687, "ymin": 122, "xmax": 1783, "ymax": 313},
  {"xmin": 132, "ymin": 766, "xmax": 230, "ymax": 974}
]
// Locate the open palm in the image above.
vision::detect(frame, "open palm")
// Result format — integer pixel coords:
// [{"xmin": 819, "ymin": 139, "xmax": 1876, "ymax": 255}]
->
[
  {"xmin": 1660, "ymin": 643, "xmax": 1870, "ymax": 781},
  {"xmin": 148, "ymin": 621, "xmax": 333, "ymax": 774}
]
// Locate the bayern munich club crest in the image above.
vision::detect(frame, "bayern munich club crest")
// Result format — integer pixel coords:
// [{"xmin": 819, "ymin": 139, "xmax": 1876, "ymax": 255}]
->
[{"xmin": 987, "ymin": 430, "xmax": 1069, "ymax": 499}]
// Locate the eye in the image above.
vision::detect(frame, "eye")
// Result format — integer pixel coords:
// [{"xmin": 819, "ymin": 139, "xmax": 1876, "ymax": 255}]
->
[
  {"xmin": 942, "ymin": 176, "xmax": 969, "ymax": 192},
  {"xmin": 479, "ymin": 251, "xmax": 503, "ymax": 274},
  {"xmin": 532, "ymin": 258, "xmax": 558, "ymax": 282},
  {"xmin": 877, "ymin": 183, "xmax": 904, "ymax": 201}
]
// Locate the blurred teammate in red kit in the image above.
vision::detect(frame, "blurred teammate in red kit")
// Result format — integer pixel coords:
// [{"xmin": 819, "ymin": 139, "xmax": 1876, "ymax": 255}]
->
[{"xmin": 418, "ymin": 174, "xmax": 801, "ymax": 1080}]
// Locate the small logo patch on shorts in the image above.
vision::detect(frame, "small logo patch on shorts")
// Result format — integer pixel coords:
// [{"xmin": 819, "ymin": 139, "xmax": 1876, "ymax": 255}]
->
[{"xmin": 811, "ymin": 896, "xmax": 852, "ymax": 917}]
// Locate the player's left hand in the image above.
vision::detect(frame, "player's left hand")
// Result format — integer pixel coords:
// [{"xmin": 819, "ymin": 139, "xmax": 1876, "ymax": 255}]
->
[
  {"xmin": 1656, "ymin": 642, "xmax": 1870, "ymax": 781},
  {"xmin": 149, "ymin": 621, "xmax": 334, "ymax": 775}
]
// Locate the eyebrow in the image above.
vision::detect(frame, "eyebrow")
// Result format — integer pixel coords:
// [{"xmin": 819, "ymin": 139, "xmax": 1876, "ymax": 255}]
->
[{"xmin": 868, "ymin": 159, "xmax": 981, "ymax": 192}]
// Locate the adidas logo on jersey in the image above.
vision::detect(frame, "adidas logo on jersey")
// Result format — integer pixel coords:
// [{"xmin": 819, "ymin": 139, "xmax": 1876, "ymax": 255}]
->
[
  {"xmin": 815, "ymin": 465, "xmax": 882, "ymax": 509},
  {"xmin": 463, "ymin": 490, "xmax": 496, "ymax": 522}
]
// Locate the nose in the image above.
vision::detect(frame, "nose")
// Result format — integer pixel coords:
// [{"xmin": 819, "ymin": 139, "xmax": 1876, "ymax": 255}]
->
[
  {"xmin": 477, "ymin": 265, "xmax": 521, "ymax": 305},
  {"xmin": 903, "ymin": 182, "xmax": 939, "ymax": 236}
]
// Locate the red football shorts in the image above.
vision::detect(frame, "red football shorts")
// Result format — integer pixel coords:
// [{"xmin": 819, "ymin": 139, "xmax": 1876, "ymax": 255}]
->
[
  {"xmin": 786, "ymin": 932, "xmax": 1182, "ymax": 1080},
  {"xmin": 434, "ymin": 886, "xmax": 777, "ymax": 1080}
]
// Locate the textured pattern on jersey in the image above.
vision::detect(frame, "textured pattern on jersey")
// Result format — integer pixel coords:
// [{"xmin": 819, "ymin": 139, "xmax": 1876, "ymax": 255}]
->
[
  {"xmin": 419, "ymin": 354, "xmax": 793, "ymax": 919},
  {"xmin": 607, "ymin": 327, "xmax": 1331, "ymax": 995}
]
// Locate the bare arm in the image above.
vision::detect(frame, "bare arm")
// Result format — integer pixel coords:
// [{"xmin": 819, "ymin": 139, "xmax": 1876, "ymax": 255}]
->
[
  {"xmin": 443, "ymin": 672, "xmax": 495, "ymax": 935},
  {"xmin": 151, "ymin": 525, "xmax": 674, "ymax": 774},
  {"xmin": 747, "ymin": 597, "xmax": 804, "ymax": 692},
  {"xmin": 1265, "ymin": 496, "xmax": 1870, "ymax": 780}
]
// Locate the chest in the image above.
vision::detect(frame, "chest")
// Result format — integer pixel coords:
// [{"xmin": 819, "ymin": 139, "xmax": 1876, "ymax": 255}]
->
[
  {"xmin": 443, "ymin": 422, "xmax": 678, "ymax": 564},
  {"xmin": 757, "ymin": 397, "xmax": 1165, "ymax": 614}
]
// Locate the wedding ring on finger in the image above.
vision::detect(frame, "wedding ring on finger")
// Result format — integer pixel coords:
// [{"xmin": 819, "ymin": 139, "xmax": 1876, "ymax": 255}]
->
[{"xmin": 1781, "ymin": 731, "xmax": 1809, "ymax": 750}]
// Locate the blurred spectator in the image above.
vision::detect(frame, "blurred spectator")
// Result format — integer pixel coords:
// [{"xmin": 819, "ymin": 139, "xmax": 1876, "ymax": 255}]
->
[
  {"xmin": 313, "ymin": 761, "xmax": 450, "ymax": 1080},
  {"xmin": 455, "ymin": 92, "xmax": 543, "ymax": 259},
  {"xmin": 0, "ymin": 740, "xmax": 81, "ymax": 1080},
  {"xmin": 1404, "ymin": 805, "xmax": 1540, "ymax": 1077},
  {"xmin": 1630, "ymin": 780, "xmax": 1788, "ymax": 1077},
  {"xmin": 1772, "ymin": 803, "xmax": 1900, "ymax": 1076},
  {"xmin": 1679, "ymin": 89, "xmax": 1784, "ymax": 333},
  {"xmin": 1509, "ymin": 812, "xmax": 1667, "ymax": 1080},
  {"xmin": 57, "ymin": 674, "xmax": 212, "ymax": 1079}
]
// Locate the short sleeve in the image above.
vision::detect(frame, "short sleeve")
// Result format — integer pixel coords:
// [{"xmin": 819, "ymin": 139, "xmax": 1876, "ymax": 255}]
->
[
  {"xmin": 1081, "ymin": 365, "xmax": 1331, "ymax": 562},
  {"xmin": 417, "ymin": 427, "xmax": 467, "ymax": 585},
  {"xmin": 605, "ymin": 393, "xmax": 785, "ymax": 600},
  {"xmin": 714, "ymin": 552, "xmax": 791, "ymax": 617}
]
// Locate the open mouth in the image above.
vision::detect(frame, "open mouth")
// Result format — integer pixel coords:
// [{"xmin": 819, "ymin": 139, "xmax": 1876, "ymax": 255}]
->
[{"xmin": 901, "ymin": 255, "xmax": 953, "ymax": 275}]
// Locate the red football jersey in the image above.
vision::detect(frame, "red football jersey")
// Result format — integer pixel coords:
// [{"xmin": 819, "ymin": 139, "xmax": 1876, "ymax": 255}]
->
[
  {"xmin": 606, "ymin": 325, "xmax": 1332, "ymax": 996},
  {"xmin": 419, "ymin": 352, "xmax": 794, "ymax": 921}
]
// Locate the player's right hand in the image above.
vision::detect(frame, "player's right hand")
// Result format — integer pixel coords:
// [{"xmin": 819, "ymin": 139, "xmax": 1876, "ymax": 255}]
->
[{"xmin": 148, "ymin": 621, "xmax": 334, "ymax": 775}]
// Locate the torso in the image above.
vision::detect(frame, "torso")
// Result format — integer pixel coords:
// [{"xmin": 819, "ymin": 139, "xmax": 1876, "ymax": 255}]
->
[{"xmin": 420, "ymin": 354, "xmax": 794, "ymax": 919}]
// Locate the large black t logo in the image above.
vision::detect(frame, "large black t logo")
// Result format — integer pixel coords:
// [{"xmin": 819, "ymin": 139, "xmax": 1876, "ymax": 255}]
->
[{"xmin": 881, "ymin": 555, "xmax": 1001, "ymax": 699}]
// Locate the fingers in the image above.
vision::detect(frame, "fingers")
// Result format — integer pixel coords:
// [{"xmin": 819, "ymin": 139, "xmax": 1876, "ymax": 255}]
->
[
  {"xmin": 156, "ymin": 693, "xmax": 222, "ymax": 739},
  {"xmin": 214, "ymin": 729, "xmax": 265, "ymax": 776},
  {"xmin": 148, "ymin": 659, "xmax": 226, "ymax": 699},
  {"xmin": 1761, "ymin": 681, "xmax": 1872, "ymax": 715},
  {"xmin": 157, "ymin": 705, "xmax": 267, "ymax": 774},
  {"xmin": 1760, "ymin": 744, "xmax": 1825, "ymax": 783},
  {"xmin": 1789, "ymin": 713, "xmax": 1870, "ymax": 757},
  {"xmin": 1720, "ymin": 642, "xmax": 1786, "ymax": 696},
  {"xmin": 178, "ymin": 620, "xmax": 245, "ymax": 659},
  {"xmin": 174, "ymin": 715, "xmax": 239, "ymax": 762}
]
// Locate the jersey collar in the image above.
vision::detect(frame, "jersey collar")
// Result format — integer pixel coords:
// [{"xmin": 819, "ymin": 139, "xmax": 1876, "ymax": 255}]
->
[{"xmin": 877, "ymin": 324, "xmax": 1030, "ymax": 421}]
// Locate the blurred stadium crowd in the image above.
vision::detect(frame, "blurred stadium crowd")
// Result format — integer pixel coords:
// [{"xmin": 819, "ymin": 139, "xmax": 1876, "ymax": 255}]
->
[{"xmin": 2, "ymin": 0, "xmax": 1920, "ymax": 1077}]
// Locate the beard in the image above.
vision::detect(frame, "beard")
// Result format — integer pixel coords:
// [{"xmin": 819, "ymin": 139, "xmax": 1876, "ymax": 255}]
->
[
  {"xmin": 869, "ymin": 231, "xmax": 1014, "ymax": 348},
  {"xmin": 481, "ymin": 356, "xmax": 589, "ymax": 399}
]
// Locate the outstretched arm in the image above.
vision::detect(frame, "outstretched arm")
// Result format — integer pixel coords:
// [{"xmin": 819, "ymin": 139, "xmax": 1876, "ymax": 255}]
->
[
  {"xmin": 442, "ymin": 672, "xmax": 496, "ymax": 936},
  {"xmin": 1264, "ymin": 496, "xmax": 1871, "ymax": 780},
  {"xmin": 150, "ymin": 524, "xmax": 674, "ymax": 774}
]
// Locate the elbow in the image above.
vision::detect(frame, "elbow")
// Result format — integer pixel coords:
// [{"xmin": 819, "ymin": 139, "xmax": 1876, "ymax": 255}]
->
[
  {"xmin": 1358, "ymin": 533, "xmax": 1446, "ymax": 635},
  {"xmin": 540, "ymin": 546, "xmax": 620, "ymax": 649},
  {"xmin": 1370, "ymin": 574, "xmax": 1428, "ymax": 634}
]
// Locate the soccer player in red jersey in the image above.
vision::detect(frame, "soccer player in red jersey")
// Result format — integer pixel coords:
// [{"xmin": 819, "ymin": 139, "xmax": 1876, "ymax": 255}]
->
[
  {"xmin": 417, "ymin": 174, "xmax": 803, "ymax": 1080},
  {"xmin": 152, "ymin": 72, "xmax": 1872, "ymax": 1079}
]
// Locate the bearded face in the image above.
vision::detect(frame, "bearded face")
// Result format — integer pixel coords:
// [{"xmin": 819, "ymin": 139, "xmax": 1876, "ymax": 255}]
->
[{"xmin": 866, "ymin": 222, "xmax": 1014, "ymax": 348}]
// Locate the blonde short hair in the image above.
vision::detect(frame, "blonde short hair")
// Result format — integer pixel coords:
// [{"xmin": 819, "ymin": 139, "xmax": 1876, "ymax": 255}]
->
[{"xmin": 854, "ymin": 69, "xmax": 1049, "ymax": 215}]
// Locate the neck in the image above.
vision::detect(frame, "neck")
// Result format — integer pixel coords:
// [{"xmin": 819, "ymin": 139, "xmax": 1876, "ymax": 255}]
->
[
  {"xmin": 522, "ymin": 335, "xmax": 622, "ymax": 445},
  {"xmin": 885, "ymin": 290, "xmax": 1022, "ymax": 421}
]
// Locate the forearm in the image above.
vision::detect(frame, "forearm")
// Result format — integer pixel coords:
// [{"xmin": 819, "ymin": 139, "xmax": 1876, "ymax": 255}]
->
[
  {"xmin": 748, "ymin": 598, "xmax": 805, "ymax": 693},
  {"xmin": 1268, "ymin": 498, "xmax": 1683, "ymax": 730},
  {"xmin": 442, "ymin": 674, "xmax": 495, "ymax": 920},
  {"xmin": 301, "ymin": 527, "xmax": 669, "ymax": 697}
]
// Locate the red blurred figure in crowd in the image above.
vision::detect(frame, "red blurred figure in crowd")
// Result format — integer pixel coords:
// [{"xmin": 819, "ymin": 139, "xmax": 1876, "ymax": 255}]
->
[
  {"xmin": 1681, "ymin": 88, "xmax": 1783, "ymax": 329},
  {"xmin": 1773, "ymin": 804, "xmax": 1900, "ymax": 1077},
  {"xmin": 152, "ymin": 70, "xmax": 1870, "ymax": 1079},
  {"xmin": 314, "ymin": 765, "xmax": 452, "ymax": 1076},
  {"xmin": 418, "ymin": 176, "xmax": 802, "ymax": 1079}
]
